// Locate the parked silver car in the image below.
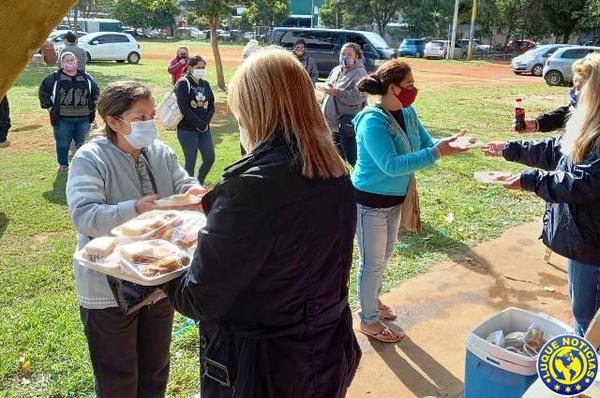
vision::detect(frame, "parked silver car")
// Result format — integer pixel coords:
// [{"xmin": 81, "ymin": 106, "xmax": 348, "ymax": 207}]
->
[
  {"xmin": 424, "ymin": 40, "xmax": 466, "ymax": 59},
  {"xmin": 510, "ymin": 44, "xmax": 571, "ymax": 76},
  {"xmin": 543, "ymin": 45, "xmax": 600, "ymax": 86}
]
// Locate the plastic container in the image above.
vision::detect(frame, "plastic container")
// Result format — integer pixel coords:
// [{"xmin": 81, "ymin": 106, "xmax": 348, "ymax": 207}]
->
[{"xmin": 464, "ymin": 307, "xmax": 572, "ymax": 398}]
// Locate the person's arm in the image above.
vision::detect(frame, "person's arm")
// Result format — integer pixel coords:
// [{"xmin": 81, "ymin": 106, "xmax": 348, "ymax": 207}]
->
[
  {"xmin": 162, "ymin": 179, "xmax": 276, "ymax": 321},
  {"xmin": 359, "ymin": 113, "xmax": 440, "ymax": 177},
  {"xmin": 167, "ymin": 58, "xmax": 180, "ymax": 75},
  {"xmin": 66, "ymin": 155, "xmax": 139, "ymax": 237},
  {"xmin": 536, "ymin": 105, "xmax": 570, "ymax": 132},
  {"xmin": 336, "ymin": 70, "xmax": 368, "ymax": 106},
  {"xmin": 309, "ymin": 56, "xmax": 319, "ymax": 83},
  {"xmin": 204, "ymin": 81, "xmax": 215, "ymax": 125},
  {"xmin": 503, "ymin": 137, "xmax": 561, "ymax": 171},
  {"xmin": 38, "ymin": 74, "xmax": 55, "ymax": 109},
  {"xmin": 88, "ymin": 75, "xmax": 100, "ymax": 123},
  {"xmin": 520, "ymin": 158, "xmax": 600, "ymax": 204},
  {"xmin": 175, "ymin": 79, "xmax": 208, "ymax": 130}
]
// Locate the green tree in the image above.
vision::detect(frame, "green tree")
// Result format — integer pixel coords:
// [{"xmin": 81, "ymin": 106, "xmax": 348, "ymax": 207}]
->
[
  {"xmin": 192, "ymin": 0, "xmax": 232, "ymax": 90},
  {"xmin": 111, "ymin": 0, "xmax": 179, "ymax": 28},
  {"xmin": 539, "ymin": 0, "xmax": 586, "ymax": 43},
  {"xmin": 244, "ymin": 0, "xmax": 289, "ymax": 27},
  {"xmin": 401, "ymin": 0, "xmax": 453, "ymax": 37}
]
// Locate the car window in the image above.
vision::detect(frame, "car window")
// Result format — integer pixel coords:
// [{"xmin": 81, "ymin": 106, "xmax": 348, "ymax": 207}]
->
[
  {"xmin": 289, "ymin": 31, "xmax": 339, "ymax": 51},
  {"xmin": 561, "ymin": 49, "xmax": 590, "ymax": 59},
  {"xmin": 109, "ymin": 34, "xmax": 130, "ymax": 43},
  {"xmin": 280, "ymin": 31, "xmax": 299, "ymax": 48},
  {"xmin": 347, "ymin": 35, "xmax": 366, "ymax": 49}
]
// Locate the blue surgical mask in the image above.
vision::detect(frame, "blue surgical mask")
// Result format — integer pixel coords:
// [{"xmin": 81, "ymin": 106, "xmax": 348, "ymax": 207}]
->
[
  {"xmin": 341, "ymin": 56, "xmax": 349, "ymax": 66},
  {"xmin": 569, "ymin": 89, "xmax": 578, "ymax": 108},
  {"xmin": 117, "ymin": 118, "xmax": 158, "ymax": 149}
]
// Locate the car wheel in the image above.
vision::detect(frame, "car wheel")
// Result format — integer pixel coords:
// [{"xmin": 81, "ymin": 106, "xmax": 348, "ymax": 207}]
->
[
  {"xmin": 532, "ymin": 64, "xmax": 543, "ymax": 76},
  {"xmin": 127, "ymin": 52, "xmax": 141, "ymax": 64},
  {"xmin": 116, "ymin": 60, "xmax": 126, "ymax": 63},
  {"xmin": 86, "ymin": 52, "xmax": 92, "ymax": 63},
  {"xmin": 545, "ymin": 70, "xmax": 563, "ymax": 86}
]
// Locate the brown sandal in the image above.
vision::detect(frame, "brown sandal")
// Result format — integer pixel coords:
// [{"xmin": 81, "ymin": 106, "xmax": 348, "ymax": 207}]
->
[
  {"xmin": 360, "ymin": 323, "xmax": 404, "ymax": 343},
  {"xmin": 378, "ymin": 303, "xmax": 397, "ymax": 320}
]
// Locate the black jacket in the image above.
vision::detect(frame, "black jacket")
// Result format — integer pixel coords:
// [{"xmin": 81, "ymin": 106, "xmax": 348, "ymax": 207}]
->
[
  {"xmin": 175, "ymin": 75, "xmax": 215, "ymax": 132},
  {"xmin": 163, "ymin": 134, "xmax": 360, "ymax": 397},
  {"xmin": 505, "ymin": 138, "xmax": 600, "ymax": 265},
  {"xmin": 38, "ymin": 70, "xmax": 99, "ymax": 126},
  {"xmin": 536, "ymin": 105, "xmax": 570, "ymax": 132}
]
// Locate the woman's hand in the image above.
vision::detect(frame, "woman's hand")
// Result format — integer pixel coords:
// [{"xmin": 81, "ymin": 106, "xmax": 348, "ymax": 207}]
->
[
  {"xmin": 481, "ymin": 142, "xmax": 506, "ymax": 157},
  {"xmin": 435, "ymin": 130, "xmax": 469, "ymax": 157},
  {"xmin": 499, "ymin": 174, "xmax": 522, "ymax": 190},
  {"xmin": 325, "ymin": 83, "xmax": 338, "ymax": 96},
  {"xmin": 179, "ymin": 186, "xmax": 210, "ymax": 212},
  {"xmin": 513, "ymin": 119, "xmax": 537, "ymax": 134},
  {"xmin": 135, "ymin": 194, "xmax": 159, "ymax": 214}
]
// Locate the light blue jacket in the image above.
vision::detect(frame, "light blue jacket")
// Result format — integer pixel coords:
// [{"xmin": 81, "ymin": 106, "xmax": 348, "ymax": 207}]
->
[{"xmin": 351, "ymin": 105, "xmax": 440, "ymax": 196}]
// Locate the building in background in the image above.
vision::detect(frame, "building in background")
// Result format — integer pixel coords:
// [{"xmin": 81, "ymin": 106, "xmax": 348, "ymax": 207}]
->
[{"xmin": 283, "ymin": 0, "xmax": 325, "ymax": 27}]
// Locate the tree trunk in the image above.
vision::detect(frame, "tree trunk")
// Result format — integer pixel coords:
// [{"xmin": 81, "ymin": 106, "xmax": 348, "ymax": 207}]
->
[
  {"xmin": 562, "ymin": 33, "xmax": 570, "ymax": 44},
  {"xmin": 73, "ymin": 7, "xmax": 79, "ymax": 31},
  {"xmin": 210, "ymin": 17, "xmax": 226, "ymax": 91}
]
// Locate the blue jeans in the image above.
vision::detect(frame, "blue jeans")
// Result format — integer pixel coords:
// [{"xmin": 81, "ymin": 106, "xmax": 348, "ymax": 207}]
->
[
  {"xmin": 568, "ymin": 259, "xmax": 600, "ymax": 336},
  {"xmin": 356, "ymin": 204, "xmax": 402, "ymax": 324},
  {"xmin": 53, "ymin": 117, "xmax": 90, "ymax": 166},
  {"xmin": 177, "ymin": 128, "xmax": 215, "ymax": 185}
]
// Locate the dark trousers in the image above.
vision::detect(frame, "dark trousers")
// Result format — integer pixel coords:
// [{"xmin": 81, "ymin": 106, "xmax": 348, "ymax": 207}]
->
[
  {"xmin": 333, "ymin": 130, "xmax": 357, "ymax": 167},
  {"xmin": 79, "ymin": 298, "xmax": 174, "ymax": 398},
  {"xmin": 0, "ymin": 96, "xmax": 10, "ymax": 143},
  {"xmin": 177, "ymin": 127, "xmax": 215, "ymax": 185}
]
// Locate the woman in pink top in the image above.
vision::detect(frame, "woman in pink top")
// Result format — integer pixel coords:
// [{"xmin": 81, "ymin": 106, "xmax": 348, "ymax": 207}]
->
[{"xmin": 168, "ymin": 46, "xmax": 189, "ymax": 84}]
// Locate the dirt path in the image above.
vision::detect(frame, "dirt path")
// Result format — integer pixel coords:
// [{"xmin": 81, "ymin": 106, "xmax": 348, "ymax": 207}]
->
[{"xmin": 348, "ymin": 222, "xmax": 570, "ymax": 398}]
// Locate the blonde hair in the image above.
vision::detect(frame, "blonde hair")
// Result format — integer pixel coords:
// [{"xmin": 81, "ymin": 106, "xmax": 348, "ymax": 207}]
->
[
  {"xmin": 228, "ymin": 48, "xmax": 347, "ymax": 179},
  {"xmin": 563, "ymin": 53, "xmax": 600, "ymax": 163},
  {"xmin": 572, "ymin": 57, "xmax": 593, "ymax": 79}
]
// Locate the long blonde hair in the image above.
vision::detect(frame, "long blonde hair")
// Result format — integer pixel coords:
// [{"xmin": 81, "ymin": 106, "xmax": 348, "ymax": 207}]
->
[
  {"xmin": 563, "ymin": 54, "xmax": 600, "ymax": 163},
  {"xmin": 228, "ymin": 48, "xmax": 347, "ymax": 179}
]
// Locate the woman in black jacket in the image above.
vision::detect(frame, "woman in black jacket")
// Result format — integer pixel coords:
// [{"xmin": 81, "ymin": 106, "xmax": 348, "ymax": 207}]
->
[
  {"xmin": 163, "ymin": 48, "xmax": 360, "ymax": 397},
  {"xmin": 175, "ymin": 55, "xmax": 215, "ymax": 184},
  {"xmin": 483, "ymin": 54, "xmax": 600, "ymax": 336}
]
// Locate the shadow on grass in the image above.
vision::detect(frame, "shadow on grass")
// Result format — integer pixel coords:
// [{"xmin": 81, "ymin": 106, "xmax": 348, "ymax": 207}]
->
[
  {"xmin": 0, "ymin": 213, "xmax": 7, "ymax": 239},
  {"xmin": 42, "ymin": 172, "xmax": 67, "ymax": 205}
]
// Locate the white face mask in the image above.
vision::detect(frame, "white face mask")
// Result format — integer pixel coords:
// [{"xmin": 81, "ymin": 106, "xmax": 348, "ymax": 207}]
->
[
  {"xmin": 192, "ymin": 69, "xmax": 205, "ymax": 80},
  {"xmin": 118, "ymin": 119, "xmax": 158, "ymax": 149}
]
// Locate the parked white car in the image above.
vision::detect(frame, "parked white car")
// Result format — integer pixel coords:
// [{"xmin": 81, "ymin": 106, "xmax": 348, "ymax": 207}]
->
[
  {"xmin": 424, "ymin": 40, "xmax": 466, "ymax": 59},
  {"xmin": 78, "ymin": 32, "xmax": 142, "ymax": 64},
  {"xmin": 48, "ymin": 29, "xmax": 87, "ymax": 52},
  {"xmin": 543, "ymin": 45, "xmax": 600, "ymax": 86},
  {"xmin": 175, "ymin": 27, "xmax": 207, "ymax": 40}
]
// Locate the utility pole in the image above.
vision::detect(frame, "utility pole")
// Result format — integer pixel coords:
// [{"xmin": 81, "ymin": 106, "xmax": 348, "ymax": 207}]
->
[
  {"xmin": 448, "ymin": 0, "xmax": 460, "ymax": 60},
  {"xmin": 311, "ymin": 0, "xmax": 315, "ymax": 28},
  {"xmin": 467, "ymin": 0, "xmax": 478, "ymax": 61}
]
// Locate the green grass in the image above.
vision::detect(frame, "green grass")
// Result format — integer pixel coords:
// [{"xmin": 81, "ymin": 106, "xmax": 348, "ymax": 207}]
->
[{"xmin": 0, "ymin": 40, "xmax": 567, "ymax": 396}]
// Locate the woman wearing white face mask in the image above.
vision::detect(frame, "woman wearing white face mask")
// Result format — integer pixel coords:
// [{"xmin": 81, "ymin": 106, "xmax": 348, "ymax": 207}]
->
[
  {"xmin": 175, "ymin": 55, "xmax": 216, "ymax": 185},
  {"xmin": 66, "ymin": 81, "xmax": 204, "ymax": 397}
]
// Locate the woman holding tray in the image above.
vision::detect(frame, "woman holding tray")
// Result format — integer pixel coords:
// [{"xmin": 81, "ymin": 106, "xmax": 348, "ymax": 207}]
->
[{"xmin": 66, "ymin": 80, "xmax": 204, "ymax": 398}]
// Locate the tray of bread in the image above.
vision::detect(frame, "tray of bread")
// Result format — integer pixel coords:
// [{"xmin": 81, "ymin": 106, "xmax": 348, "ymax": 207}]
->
[{"xmin": 75, "ymin": 210, "xmax": 207, "ymax": 285}]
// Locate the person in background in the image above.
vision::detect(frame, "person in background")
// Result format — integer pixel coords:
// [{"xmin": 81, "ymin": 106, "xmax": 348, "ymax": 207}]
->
[
  {"xmin": 353, "ymin": 59, "xmax": 470, "ymax": 343},
  {"xmin": 293, "ymin": 38, "xmax": 319, "ymax": 84},
  {"xmin": 57, "ymin": 31, "xmax": 88, "ymax": 71},
  {"xmin": 162, "ymin": 48, "xmax": 360, "ymax": 398},
  {"xmin": 241, "ymin": 39, "xmax": 259, "ymax": 62},
  {"xmin": 483, "ymin": 53, "xmax": 600, "ymax": 336},
  {"xmin": 66, "ymin": 81, "xmax": 203, "ymax": 397},
  {"xmin": 516, "ymin": 58, "xmax": 591, "ymax": 133},
  {"xmin": 39, "ymin": 52, "xmax": 99, "ymax": 172},
  {"xmin": 168, "ymin": 46, "xmax": 189, "ymax": 85},
  {"xmin": 175, "ymin": 55, "xmax": 215, "ymax": 185},
  {"xmin": 322, "ymin": 42, "xmax": 368, "ymax": 166},
  {"xmin": 0, "ymin": 95, "xmax": 10, "ymax": 148}
]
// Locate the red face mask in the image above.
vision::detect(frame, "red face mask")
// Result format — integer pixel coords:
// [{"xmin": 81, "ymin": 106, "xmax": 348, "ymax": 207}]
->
[{"xmin": 396, "ymin": 87, "xmax": 418, "ymax": 108}]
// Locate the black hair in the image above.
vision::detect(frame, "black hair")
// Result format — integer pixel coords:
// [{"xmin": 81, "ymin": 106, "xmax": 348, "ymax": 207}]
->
[
  {"xmin": 357, "ymin": 59, "xmax": 412, "ymax": 95},
  {"xmin": 65, "ymin": 31, "xmax": 77, "ymax": 44},
  {"xmin": 294, "ymin": 38, "xmax": 307, "ymax": 47}
]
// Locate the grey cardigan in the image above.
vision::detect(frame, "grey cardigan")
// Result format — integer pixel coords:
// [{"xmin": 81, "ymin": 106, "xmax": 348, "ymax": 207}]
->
[
  {"xmin": 321, "ymin": 61, "xmax": 368, "ymax": 131},
  {"xmin": 66, "ymin": 136, "xmax": 198, "ymax": 309}
]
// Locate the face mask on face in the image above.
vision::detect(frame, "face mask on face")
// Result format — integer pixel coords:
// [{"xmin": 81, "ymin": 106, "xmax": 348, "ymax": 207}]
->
[
  {"xmin": 569, "ymin": 88, "xmax": 578, "ymax": 108},
  {"xmin": 179, "ymin": 53, "xmax": 188, "ymax": 59},
  {"xmin": 341, "ymin": 55, "xmax": 353, "ymax": 67},
  {"xmin": 64, "ymin": 63, "xmax": 77, "ymax": 73},
  {"xmin": 192, "ymin": 69, "xmax": 205, "ymax": 80},
  {"xmin": 396, "ymin": 87, "xmax": 419, "ymax": 108},
  {"xmin": 116, "ymin": 118, "xmax": 158, "ymax": 149}
]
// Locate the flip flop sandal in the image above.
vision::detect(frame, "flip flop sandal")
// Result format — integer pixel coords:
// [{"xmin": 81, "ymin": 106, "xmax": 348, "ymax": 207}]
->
[
  {"xmin": 378, "ymin": 304, "xmax": 397, "ymax": 320},
  {"xmin": 360, "ymin": 324, "xmax": 404, "ymax": 343}
]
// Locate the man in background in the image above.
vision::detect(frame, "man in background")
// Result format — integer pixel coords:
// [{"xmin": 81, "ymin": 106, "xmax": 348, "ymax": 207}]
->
[{"xmin": 57, "ymin": 31, "xmax": 87, "ymax": 71}]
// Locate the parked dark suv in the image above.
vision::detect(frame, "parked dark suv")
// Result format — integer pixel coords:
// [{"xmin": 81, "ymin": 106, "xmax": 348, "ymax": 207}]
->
[{"xmin": 271, "ymin": 27, "xmax": 397, "ymax": 76}]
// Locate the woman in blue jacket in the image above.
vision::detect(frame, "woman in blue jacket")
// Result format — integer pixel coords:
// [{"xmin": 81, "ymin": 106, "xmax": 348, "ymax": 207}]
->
[
  {"xmin": 483, "ymin": 54, "xmax": 600, "ymax": 336},
  {"xmin": 353, "ymin": 59, "xmax": 469, "ymax": 342},
  {"xmin": 175, "ymin": 55, "xmax": 215, "ymax": 185}
]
